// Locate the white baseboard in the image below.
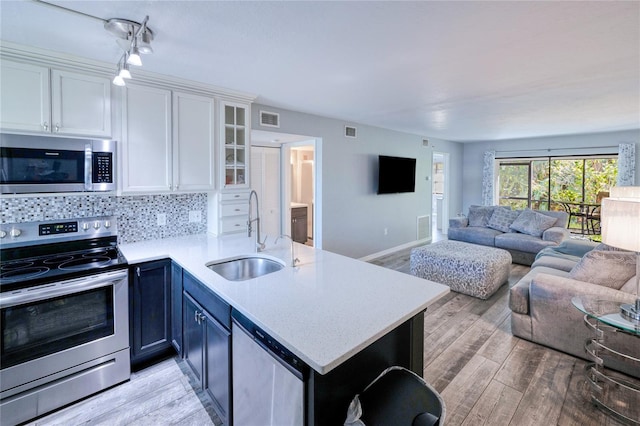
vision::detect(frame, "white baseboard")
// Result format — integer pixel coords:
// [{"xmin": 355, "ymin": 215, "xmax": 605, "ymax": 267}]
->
[{"xmin": 359, "ymin": 238, "xmax": 431, "ymax": 262}]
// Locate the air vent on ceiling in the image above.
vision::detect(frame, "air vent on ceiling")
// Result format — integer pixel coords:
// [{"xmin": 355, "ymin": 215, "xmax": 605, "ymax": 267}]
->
[
  {"xmin": 345, "ymin": 125, "xmax": 357, "ymax": 138},
  {"xmin": 417, "ymin": 215, "xmax": 431, "ymax": 240},
  {"xmin": 260, "ymin": 110, "xmax": 280, "ymax": 128}
]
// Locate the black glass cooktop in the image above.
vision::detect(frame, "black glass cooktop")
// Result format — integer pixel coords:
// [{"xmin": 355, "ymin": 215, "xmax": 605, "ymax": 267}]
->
[{"xmin": 1, "ymin": 237, "xmax": 128, "ymax": 292}]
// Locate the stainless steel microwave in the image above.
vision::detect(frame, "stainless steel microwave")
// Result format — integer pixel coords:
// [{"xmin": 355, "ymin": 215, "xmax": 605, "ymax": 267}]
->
[{"xmin": 0, "ymin": 134, "xmax": 116, "ymax": 194}]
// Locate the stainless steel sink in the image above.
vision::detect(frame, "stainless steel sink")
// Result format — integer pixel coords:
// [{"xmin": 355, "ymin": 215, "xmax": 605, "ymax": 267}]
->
[{"xmin": 206, "ymin": 256, "xmax": 285, "ymax": 281}]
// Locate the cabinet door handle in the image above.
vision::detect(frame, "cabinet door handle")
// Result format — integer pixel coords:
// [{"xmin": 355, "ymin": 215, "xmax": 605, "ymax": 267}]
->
[
  {"xmin": 55, "ymin": 123, "xmax": 60, "ymax": 132},
  {"xmin": 136, "ymin": 267, "xmax": 141, "ymax": 277},
  {"xmin": 43, "ymin": 122, "xmax": 49, "ymax": 131},
  {"xmin": 195, "ymin": 310, "xmax": 199, "ymax": 324}
]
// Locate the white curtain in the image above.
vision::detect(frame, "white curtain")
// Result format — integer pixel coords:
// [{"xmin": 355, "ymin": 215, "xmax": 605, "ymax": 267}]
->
[
  {"xmin": 482, "ymin": 150, "xmax": 496, "ymax": 206},
  {"xmin": 617, "ymin": 143, "xmax": 636, "ymax": 186}
]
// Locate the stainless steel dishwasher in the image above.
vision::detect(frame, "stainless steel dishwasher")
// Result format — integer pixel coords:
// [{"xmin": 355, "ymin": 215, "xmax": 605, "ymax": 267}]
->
[{"xmin": 232, "ymin": 309, "xmax": 307, "ymax": 425}]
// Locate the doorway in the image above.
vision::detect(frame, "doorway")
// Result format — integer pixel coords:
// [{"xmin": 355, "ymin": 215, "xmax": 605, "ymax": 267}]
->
[
  {"xmin": 432, "ymin": 152, "xmax": 449, "ymax": 239},
  {"xmin": 288, "ymin": 145, "xmax": 315, "ymax": 246},
  {"xmin": 250, "ymin": 130, "xmax": 322, "ymax": 249}
]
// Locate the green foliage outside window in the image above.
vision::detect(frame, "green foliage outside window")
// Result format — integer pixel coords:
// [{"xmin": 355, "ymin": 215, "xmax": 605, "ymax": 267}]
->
[{"xmin": 498, "ymin": 156, "xmax": 617, "ymax": 212}]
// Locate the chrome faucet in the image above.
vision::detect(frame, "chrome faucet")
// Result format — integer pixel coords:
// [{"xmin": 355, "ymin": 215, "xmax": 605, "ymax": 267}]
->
[
  {"xmin": 248, "ymin": 190, "xmax": 266, "ymax": 251},
  {"xmin": 276, "ymin": 234, "xmax": 300, "ymax": 267}
]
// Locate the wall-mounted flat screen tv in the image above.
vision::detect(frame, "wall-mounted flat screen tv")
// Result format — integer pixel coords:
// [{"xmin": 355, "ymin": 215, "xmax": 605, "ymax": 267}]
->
[{"xmin": 377, "ymin": 155, "xmax": 416, "ymax": 194}]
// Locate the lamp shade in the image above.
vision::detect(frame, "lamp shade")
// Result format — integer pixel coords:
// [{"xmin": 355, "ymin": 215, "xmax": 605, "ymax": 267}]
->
[{"xmin": 601, "ymin": 186, "xmax": 640, "ymax": 252}]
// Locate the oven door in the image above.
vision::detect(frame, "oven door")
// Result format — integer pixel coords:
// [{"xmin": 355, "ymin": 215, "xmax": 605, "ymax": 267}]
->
[{"xmin": 0, "ymin": 269, "xmax": 129, "ymax": 397}]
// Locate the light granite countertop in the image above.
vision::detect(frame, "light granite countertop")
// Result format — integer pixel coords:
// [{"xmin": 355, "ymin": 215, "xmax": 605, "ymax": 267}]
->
[{"xmin": 119, "ymin": 233, "xmax": 449, "ymax": 375}]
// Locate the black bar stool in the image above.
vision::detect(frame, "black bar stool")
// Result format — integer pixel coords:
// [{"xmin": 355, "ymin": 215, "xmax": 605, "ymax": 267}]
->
[{"xmin": 344, "ymin": 366, "xmax": 446, "ymax": 426}]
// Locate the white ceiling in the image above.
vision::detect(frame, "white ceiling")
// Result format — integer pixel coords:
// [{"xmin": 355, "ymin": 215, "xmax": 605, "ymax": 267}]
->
[{"xmin": 1, "ymin": 1, "xmax": 639, "ymax": 142}]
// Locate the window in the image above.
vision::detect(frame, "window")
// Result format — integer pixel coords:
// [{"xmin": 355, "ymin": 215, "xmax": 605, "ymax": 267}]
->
[{"xmin": 497, "ymin": 155, "xmax": 617, "ymax": 232}]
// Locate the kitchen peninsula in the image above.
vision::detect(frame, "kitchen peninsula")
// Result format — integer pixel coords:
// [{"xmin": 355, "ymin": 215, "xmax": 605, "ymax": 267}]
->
[{"xmin": 120, "ymin": 234, "xmax": 449, "ymax": 425}]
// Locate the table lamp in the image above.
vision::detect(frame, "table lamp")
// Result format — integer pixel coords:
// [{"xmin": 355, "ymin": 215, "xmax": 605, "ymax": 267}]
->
[{"xmin": 601, "ymin": 186, "xmax": 640, "ymax": 323}]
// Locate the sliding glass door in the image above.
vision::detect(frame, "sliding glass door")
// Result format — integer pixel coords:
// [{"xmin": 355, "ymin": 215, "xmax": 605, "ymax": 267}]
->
[{"xmin": 497, "ymin": 155, "xmax": 617, "ymax": 233}]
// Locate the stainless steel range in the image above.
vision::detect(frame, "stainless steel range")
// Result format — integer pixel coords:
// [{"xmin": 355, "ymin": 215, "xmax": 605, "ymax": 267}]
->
[{"xmin": 0, "ymin": 216, "xmax": 130, "ymax": 426}]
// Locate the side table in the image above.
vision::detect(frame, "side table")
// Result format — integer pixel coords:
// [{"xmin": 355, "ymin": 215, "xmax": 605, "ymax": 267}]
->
[{"xmin": 572, "ymin": 296, "xmax": 640, "ymax": 425}]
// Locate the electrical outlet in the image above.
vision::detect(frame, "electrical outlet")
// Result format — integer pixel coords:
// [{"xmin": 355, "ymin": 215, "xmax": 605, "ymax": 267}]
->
[
  {"xmin": 189, "ymin": 210, "xmax": 202, "ymax": 223},
  {"xmin": 384, "ymin": 227, "xmax": 388, "ymax": 235},
  {"xmin": 157, "ymin": 213, "xmax": 167, "ymax": 226}
]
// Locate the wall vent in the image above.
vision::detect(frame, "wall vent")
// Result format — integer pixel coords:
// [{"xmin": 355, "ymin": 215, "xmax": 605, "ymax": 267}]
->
[
  {"xmin": 417, "ymin": 215, "xmax": 430, "ymax": 240},
  {"xmin": 345, "ymin": 125, "xmax": 357, "ymax": 138},
  {"xmin": 260, "ymin": 110, "xmax": 280, "ymax": 128}
]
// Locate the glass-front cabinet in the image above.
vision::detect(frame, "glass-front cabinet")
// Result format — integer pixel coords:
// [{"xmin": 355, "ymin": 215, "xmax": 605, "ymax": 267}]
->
[{"xmin": 221, "ymin": 101, "xmax": 249, "ymax": 189}]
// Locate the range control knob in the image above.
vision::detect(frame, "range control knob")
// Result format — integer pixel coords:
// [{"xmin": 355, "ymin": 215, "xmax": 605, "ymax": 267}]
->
[
  {"xmin": 0, "ymin": 230, "xmax": 6, "ymax": 238},
  {"xmin": 104, "ymin": 220, "xmax": 111, "ymax": 229},
  {"xmin": 93, "ymin": 221, "xmax": 101, "ymax": 230},
  {"xmin": 82, "ymin": 222, "xmax": 90, "ymax": 231},
  {"xmin": 9, "ymin": 228, "xmax": 21, "ymax": 238}
]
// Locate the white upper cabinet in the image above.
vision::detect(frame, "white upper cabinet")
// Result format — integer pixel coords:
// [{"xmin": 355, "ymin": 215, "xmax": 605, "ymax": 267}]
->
[
  {"xmin": 221, "ymin": 101, "xmax": 250, "ymax": 190},
  {"xmin": 51, "ymin": 70, "xmax": 112, "ymax": 137},
  {"xmin": 121, "ymin": 83, "xmax": 172, "ymax": 193},
  {"xmin": 172, "ymin": 92, "xmax": 215, "ymax": 191},
  {"xmin": 121, "ymin": 85, "xmax": 216, "ymax": 193},
  {"xmin": 0, "ymin": 59, "xmax": 111, "ymax": 137},
  {"xmin": 0, "ymin": 61, "xmax": 50, "ymax": 133}
]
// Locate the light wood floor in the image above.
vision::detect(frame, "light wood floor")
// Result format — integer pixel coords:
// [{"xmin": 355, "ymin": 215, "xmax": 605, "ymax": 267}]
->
[{"xmin": 30, "ymin": 243, "xmax": 627, "ymax": 426}]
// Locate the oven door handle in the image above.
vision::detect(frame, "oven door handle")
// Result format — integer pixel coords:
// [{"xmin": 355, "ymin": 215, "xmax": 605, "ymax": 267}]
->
[{"xmin": 0, "ymin": 269, "xmax": 128, "ymax": 308}]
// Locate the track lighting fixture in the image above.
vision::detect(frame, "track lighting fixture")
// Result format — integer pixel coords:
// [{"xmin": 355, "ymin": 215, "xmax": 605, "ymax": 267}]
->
[
  {"xmin": 104, "ymin": 16, "xmax": 154, "ymax": 85},
  {"xmin": 30, "ymin": 2, "xmax": 154, "ymax": 87}
]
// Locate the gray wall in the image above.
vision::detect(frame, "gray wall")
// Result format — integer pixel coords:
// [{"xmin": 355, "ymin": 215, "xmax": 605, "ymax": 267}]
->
[
  {"xmin": 460, "ymin": 130, "xmax": 640, "ymax": 211},
  {"xmin": 252, "ymin": 104, "xmax": 463, "ymax": 259}
]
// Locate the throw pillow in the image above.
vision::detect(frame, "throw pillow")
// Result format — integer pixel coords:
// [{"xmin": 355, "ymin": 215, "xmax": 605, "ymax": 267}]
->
[
  {"xmin": 467, "ymin": 205, "xmax": 495, "ymax": 227},
  {"xmin": 509, "ymin": 209, "xmax": 557, "ymax": 237},
  {"xmin": 569, "ymin": 250, "xmax": 637, "ymax": 290},
  {"xmin": 487, "ymin": 208, "xmax": 521, "ymax": 233}
]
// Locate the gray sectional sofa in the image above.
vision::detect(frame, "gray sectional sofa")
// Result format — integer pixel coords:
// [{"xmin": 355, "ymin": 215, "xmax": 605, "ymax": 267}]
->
[
  {"xmin": 448, "ymin": 206, "xmax": 570, "ymax": 265},
  {"xmin": 509, "ymin": 240, "xmax": 639, "ymax": 379}
]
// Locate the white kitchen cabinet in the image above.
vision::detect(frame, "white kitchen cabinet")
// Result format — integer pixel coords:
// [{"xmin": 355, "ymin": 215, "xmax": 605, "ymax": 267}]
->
[
  {"xmin": 219, "ymin": 190, "xmax": 250, "ymax": 234},
  {"xmin": 0, "ymin": 61, "xmax": 50, "ymax": 134},
  {"xmin": 121, "ymin": 83, "xmax": 172, "ymax": 192},
  {"xmin": 172, "ymin": 92, "xmax": 215, "ymax": 191},
  {"xmin": 221, "ymin": 101, "xmax": 250, "ymax": 189},
  {"xmin": 0, "ymin": 60, "xmax": 111, "ymax": 137},
  {"xmin": 50, "ymin": 70, "xmax": 112, "ymax": 137},
  {"xmin": 121, "ymin": 85, "xmax": 216, "ymax": 193}
]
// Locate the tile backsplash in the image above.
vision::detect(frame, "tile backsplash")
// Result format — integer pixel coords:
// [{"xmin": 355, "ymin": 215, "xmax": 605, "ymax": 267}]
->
[{"xmin": 1, "ymin": 193, "xmax": 208, "ymax": 244}]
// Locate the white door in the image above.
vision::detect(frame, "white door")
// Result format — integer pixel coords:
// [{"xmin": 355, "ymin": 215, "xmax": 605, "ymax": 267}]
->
[{"xmin": 250, "ymin": 146, "xmax": 281, "ymax": 239}]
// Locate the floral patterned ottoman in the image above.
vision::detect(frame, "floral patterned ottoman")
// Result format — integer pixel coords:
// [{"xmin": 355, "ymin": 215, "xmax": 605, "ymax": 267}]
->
[{"xmin": 410, "ymin": 240, "xmax": 511, "ymax": 299}]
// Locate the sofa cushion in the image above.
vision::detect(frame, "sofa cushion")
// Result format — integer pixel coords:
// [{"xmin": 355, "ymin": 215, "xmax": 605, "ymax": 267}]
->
[
  {"xmin": 531, "ymin": 255, "xmax": 579, "ymax": 272},
  {"xmin": 509, "ymin": 209, "xmax": 557, "ymax": 237},
  {"xmin": 487, "ymin": 208, "xmax": 521, "ymax": 233},
  {"xmin": 495, "ymin": 232, "xmax": 557, "ymax": 254},
  {"xmin": 569, "ymin": 250, "xmax": 637, "ymax": 290},
  {"xmin": 468, "ymin": 205, "xmax": 495, "ymax": 227},
  {"xmin": 509, "ymin": 266, "xmax": 570, "ymax": 315},
  {"xmin": 594, "ymin": 242, "xmax": 628, "ymax": 252},
  {"xmin": 447, "ymin": 226, "xmax": 502, "ymax": 246},
  {"xmin": 620, "ymin": 275, "xmax": 638, "ymax": 293}
]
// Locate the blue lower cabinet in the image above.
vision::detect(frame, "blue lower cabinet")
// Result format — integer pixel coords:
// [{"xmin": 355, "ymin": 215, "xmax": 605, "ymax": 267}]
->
[
  {"xmin": 171, "ymin": 262, "xmax": 183, "ymax": 356},
  {"xmin": 129, "ymin": 259, "xmax": 173, "ymax": 367},
  {"xmin": 183, "ymin": 272, "xmax": 231, "ymax": 425}
]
